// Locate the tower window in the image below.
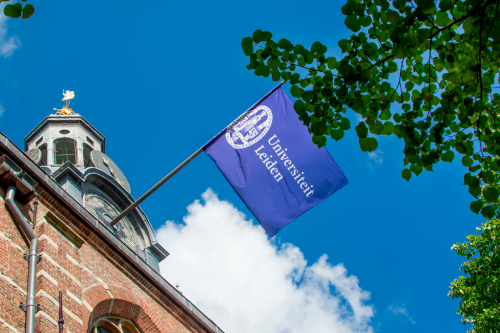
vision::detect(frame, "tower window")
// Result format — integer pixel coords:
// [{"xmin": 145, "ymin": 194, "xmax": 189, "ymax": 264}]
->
[
  {"xmin": 39, "ymin": 144, "xmax": 47, "ymax": 166},
  {"xmin": 59, "ymin": 129, "xmax": 70, "ymax": 134},
  {"xmin": 35, "ymin": 137, "xmax": 43, "ymax": 146},
  {"xmin": 87, "ymin": 136, "xmax": 94, "ymax": 145},
  {"xmin": 54, "ymin": 139, "xmax": 76, "ymax": 165},
  {"xmin": 83, "ymin": 144, "xmax": 94, "ymax": 168}
]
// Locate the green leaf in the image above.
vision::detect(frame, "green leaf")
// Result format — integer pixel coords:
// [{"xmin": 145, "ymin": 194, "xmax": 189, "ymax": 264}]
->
[
  {"xmin": 410, "ymin": 164, "xmax": 423, "ymax": 176},
  {"xmin": 371, "ymin": 122, "xmax": 384, "ymax": 135},
  {"xmin": 481, "ymin": 170, "xmax": 495, "ymax": 185},
  {"xmin": 261, "ymin": 31, "xmax": 273, "ymax": 42},
  {"xmin": 311, "ymin": 41, "xmax": 327, "ymax": 54},
  {"xmin": 470, "ymin": 200, "xmax": 483, "ymax": 214},
  {"xmin": 439, "ymin": 0, "xmax": 451, "ymax": 11},
  {"xmin": 462, "ymin": 156, "xmax": 473, "ymax": 167},
  {"xmin": 312, "ymin": 135, "xmax": 327, "ymax": 147},
  {"xmin": 254, "ymin": 63, "xmax": 270, "ymax": 77},
  {"xmin": 382, "ymin": 122, "xmax": 394, "ymax": 135},
  {"xmin": 402, "ymin": 168, "xmax": 412, "ymax": 181},
  {"xmin": 355, "ymin": 122, "xmax": 368, "ymax": 138},
  {"xmin": 21, "ymin": 4, "xmax": 34, "ymax": 19},
  {"xmin": 351, "ymin": 98, "xmax": 365, "ymax": 112},
  {"xmin": 421, "ymin": 1, "xmax": 436, "ymax": 15},
  {"xmin": 421, "ymin": 92, "xmax": 434, "ymax": 101},
  {"xmin": 359, "ymin": 137, "xmax": 378, "ymax": 152},
  {"xmin": 330, "ymin": 129, "xmax": 345, "ymax": 141},
  {"xmin": 360, "ymin": 69, "xmax": 371, "ymax": 82},
  {"xmin": 290, "ymin": 85, "xmax": 304, "ymax": 98},
  {"xmin": 455, "ymin": 142, "xmax": 467, "ymax": 154},
  {"xmin": 241, "ymin": 37, "xmax": 254, "ymax": 56},
  {"xmin": 341, "ymin": 0, "xmax": 356, "ymax": 16},
  {"xmin": 4, "ymin": 4, "xmax": 22, "ymax": 18},
  {"xmin": 294, "ymin": 100, "xmax": 306, "ymax": 115},
  {"xmin": 345, "ymin": 15, "xmax": 361, "ymax": 32},
  {"xmin": 490, "ymin": 159, "xmax": 500, "ymax": 172},
  {"xmin": 483, "ymin": 187, "xmax": 499, "ymax": 203},
  {"xmin": 480, "ymin": 205, "xmax": 496, "ymax": 219},
  {"xmin": 267, "ymin": 58, "xmax": 280, "ymax": 69},
  {"xmin": 339, "ymin": 118, "xmax": 351, "ymax": 130},
  {"xmin": 271, "ymin": 68, "xmax": 281, "ymax": 81},
  {"xmin": 380, "ymin": 109, "xmax": 391, "ymax": 121},
  {"xmin": 252, "ymin": 30, "xmax": 263, "ymax": 43},
  {"xmin": 441, "ymin": 151, "xmax": 454, "ymax": 163},
  {"xmin": 386, "ymin": 10, "xmax": 400, "ymax": 24},
  {"xmin": 278, "ymin": 38, "xmax": 294, "ymax": 52},
  {"xmin": 327, "ymin": 57, "xmax": 336, "ymax": 69}
]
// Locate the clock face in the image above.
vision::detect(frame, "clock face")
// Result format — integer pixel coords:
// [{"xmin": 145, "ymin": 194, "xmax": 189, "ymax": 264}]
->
[
  {"xmin": 27, "ymin": 148, "xmax": 41, "ymax": 164},
  {"xmin": 90, "ymin": 151, "xmax": 131, "ymax": 193},
  {"xmin": 85, "ymin": 192, "xmax": 138, "ymax": 252}
]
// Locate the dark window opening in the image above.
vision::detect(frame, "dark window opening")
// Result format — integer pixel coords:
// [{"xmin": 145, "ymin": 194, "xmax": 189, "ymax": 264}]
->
[
  {"xmin": 83, "ymin": 144, "xmax": 94, "ymax": 168},
  {"xmin": 87, "ymin": 136, "xmax": 94, "ymax": 145},
  {"xmin": 39, "ymin": 144, "xmax": 47, "ymax": 166},
  {"xmin": 59, "ymin": 129, "xmax": 70, "ymax": 134},
  {"xmin": 97, "ymin": 328, "xmax": 112, "ymax": 333},
  {"xmin": 35, "ymin": 137, "xmax": 43, "ymax": 146},
  {"xmin": 54, "ymin": 139, "xmax": 76, "ymax": 165}
]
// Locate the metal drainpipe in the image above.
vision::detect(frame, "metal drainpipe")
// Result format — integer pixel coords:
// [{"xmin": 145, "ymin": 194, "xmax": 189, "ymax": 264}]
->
[{"xmin": 5, "ymin": 185, "xmax": 38, "ymax": 333}]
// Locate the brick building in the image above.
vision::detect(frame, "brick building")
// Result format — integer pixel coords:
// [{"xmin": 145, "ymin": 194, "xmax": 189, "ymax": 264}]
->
[{"xmin": 0, "ymin": 105, "xmax": 223, "ymax": 333}]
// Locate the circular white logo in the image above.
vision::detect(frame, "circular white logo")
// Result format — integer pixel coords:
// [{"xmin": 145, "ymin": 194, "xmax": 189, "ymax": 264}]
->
[{"xmin": 226, "ymin": 105, "xmax": 273, "ymax": 149}]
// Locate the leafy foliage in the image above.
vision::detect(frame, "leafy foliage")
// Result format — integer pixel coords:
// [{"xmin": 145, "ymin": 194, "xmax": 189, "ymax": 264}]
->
[
  {"xmin": 449, "ymin": 218, "xmax": 500, "ymax": 332},
  {"xmin": 241, "ymin": 0, "xmax": 500, "ymax": 217},
  {"xmin": 2, "ymin": 0, "xmax": 35, "ymax": 19}
]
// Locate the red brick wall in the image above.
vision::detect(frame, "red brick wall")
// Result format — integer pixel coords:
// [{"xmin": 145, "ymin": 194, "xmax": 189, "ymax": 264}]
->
[{"xmin": 0, "ymin": 185, "xmax": 212, "ymax": 333}]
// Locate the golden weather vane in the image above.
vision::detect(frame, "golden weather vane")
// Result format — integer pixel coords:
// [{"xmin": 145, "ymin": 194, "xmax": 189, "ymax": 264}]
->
[{"xmin": 53, "ymin": 90, "xmax": 76, "ymax": 115}]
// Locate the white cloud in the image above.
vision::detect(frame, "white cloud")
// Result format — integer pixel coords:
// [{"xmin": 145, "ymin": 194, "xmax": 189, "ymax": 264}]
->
[
  {"xmin": 157, "ymin": 189, "xmax": 374, "ymax": 333},
  {"xmin": 0, "ymin": 5, "xmax": 21, "ymax": 58},
  {"xmin": 387, "ymin": 304, "xmax": 415, "ymax": 324},
  {"xmin": 368, "ymin": 149, "xmax": 383, "ymax": 165}
]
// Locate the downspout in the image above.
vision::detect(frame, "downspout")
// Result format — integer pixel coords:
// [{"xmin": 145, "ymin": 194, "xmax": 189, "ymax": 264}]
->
[{"xmin": 5, "ymin": 185, "xmax": 38, "ymax": 333}]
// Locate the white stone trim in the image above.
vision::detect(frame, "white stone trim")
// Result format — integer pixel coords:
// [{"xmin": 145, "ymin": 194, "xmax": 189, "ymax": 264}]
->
[
  {"xmin": 63, "ymin": 307, "xmax": 83, "ymax": 325},
  {"xmin": 35, "ymin": 311, "xmax": 58, "ymax": 327},
  {"xmin": 0, "ymin": 231, "xmax": 24, "ymax": 252},
  {"xmin": 36, "ymin": 270, "xmax": 58, "ymax": 286},
  {"xmin": 36, "ymin": 289, "xmax": 58, "ymax": 306},
  {"xmin": 67, "ymin": 289, "xmax": 83, "ymax": 305},
  {"xmin": 39, "ymin": 251, "xmax": 81, "ymax": 286},
  {"xmin": 0, "ymin": 271, "xmax": 27, "ymax": 295},
  {"xmin": 66, "ymin": 253, "xmax": 80, "ymax": 267},
  {"xmin": 39, "ymin": 234, "xmax": 58, "ymax": 250},
  {"xmin": 82, "ymin": 299, "xmax": 93, "ymax": 312},
  {"xmin": 0, "ymin": 314, "xmax": 21, "ymax": 332}
]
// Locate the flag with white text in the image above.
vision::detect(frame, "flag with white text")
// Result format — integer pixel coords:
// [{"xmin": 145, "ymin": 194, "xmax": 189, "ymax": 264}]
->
[{"xmin": 204, "ymin": 86, "xmax": 348, "ymax": 237}]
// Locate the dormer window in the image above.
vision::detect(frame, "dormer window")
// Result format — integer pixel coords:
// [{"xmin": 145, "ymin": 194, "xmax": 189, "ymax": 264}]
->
[{"xmin": 54, "ymin": 138, "xmax": 76, "ymax": 165}]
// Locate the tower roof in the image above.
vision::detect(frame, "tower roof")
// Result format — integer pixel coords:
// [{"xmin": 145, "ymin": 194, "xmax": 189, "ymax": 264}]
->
[{"xmin": 24, "ymin": 114, "xmax": 105, "ymax": 152}]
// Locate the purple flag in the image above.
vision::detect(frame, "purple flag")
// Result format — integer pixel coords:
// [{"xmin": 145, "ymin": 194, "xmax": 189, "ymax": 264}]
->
[{"xmin": 204, "ymin": 85, "xmax": 348, "ymax": 237}]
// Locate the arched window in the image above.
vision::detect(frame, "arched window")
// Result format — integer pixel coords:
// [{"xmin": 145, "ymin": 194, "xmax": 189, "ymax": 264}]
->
[
  {"xmin": 54, "ymin": 138, "xmax": 77, "ymax": 165},
  {"xmin": 90, "ymin": 317, "xmax": 140, "ymax": 333},
  {"xmin": 83, "ymin": 143, "xmax": 94, "ymax": 167}
]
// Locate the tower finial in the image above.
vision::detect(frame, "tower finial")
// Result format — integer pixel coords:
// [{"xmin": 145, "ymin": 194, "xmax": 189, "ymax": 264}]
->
[{"xmin": 54, "ymin": 90, "xmax": 76, "ymax": 115}]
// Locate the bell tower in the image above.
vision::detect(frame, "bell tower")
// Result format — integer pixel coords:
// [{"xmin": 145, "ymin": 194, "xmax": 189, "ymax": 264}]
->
[{"xmin": 23, "ymin": 90, "xmax": 168, "ymax": 272}]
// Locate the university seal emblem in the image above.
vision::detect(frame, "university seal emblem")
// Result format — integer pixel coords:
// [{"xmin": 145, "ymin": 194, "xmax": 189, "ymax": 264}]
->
[{"xmin": 226, "ymin": 105, "xmax": 273, "ymax": 149}]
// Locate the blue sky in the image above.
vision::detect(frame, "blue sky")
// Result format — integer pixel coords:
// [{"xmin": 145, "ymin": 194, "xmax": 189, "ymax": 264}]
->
[{"xmin": 0, "ymin": 1, "xmax": 484, "ymax": 332}]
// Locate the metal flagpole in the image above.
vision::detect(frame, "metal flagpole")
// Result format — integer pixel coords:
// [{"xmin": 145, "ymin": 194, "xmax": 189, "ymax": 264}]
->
[{"xmin": 109, "ymin": 81, "xmax": 285, "ymax": 227}]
